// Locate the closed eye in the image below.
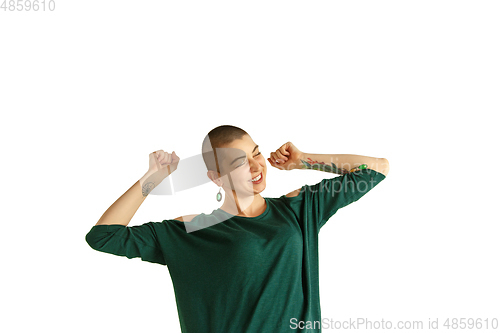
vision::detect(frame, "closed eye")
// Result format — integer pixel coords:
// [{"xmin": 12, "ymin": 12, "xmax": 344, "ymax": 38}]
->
[{"xmin": 236, "ymin": 152, "xmax": 261, "ymax": 168}]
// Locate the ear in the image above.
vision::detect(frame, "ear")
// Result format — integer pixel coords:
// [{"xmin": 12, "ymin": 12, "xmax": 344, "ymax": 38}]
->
[{"xmin": 207, "ymin": 170, "xmax": 222, "ymax": 185}]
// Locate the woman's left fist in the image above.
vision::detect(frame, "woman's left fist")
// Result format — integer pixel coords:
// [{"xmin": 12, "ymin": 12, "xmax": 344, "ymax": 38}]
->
[{"xmin": 268, "ymin": 141, "xmax": 304, "ymax": 171}]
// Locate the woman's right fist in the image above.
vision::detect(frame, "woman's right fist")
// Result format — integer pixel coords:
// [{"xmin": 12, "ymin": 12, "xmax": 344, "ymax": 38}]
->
[
  {"xmin": 149, "ymin": 150, "xmax": 180, "ymax": 177},
  {"xmin": 140, "ymin": 150, "xmax": 180, "ymax": 196}
]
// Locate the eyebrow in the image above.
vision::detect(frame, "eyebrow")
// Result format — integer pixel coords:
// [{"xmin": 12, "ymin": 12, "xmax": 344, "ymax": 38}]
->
[{"xmin": 230, "ymin": 145, "xmax": 259, "ymax": 165}]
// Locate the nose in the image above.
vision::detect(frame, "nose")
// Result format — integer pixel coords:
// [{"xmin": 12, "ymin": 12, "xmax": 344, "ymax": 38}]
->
[{"xmin": 249, "ymin": 158, "xmax": 262, "ymax": 171}]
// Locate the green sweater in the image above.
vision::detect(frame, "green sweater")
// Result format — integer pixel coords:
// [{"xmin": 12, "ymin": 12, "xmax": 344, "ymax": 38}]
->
[{"xmin": 86, "ymin": 168, "xmax": 386, "ymax": 333}]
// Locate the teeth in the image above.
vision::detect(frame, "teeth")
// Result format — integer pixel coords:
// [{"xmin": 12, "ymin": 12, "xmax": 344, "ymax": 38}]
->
[{"xmin": 251, "ymin": 173, "xmax": 262, "ymax": 182}]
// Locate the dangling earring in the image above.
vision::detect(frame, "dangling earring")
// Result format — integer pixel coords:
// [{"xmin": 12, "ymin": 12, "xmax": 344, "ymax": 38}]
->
[{"xmin": 216, "ymin": 187, "xmax": 222, "ymax": 202}]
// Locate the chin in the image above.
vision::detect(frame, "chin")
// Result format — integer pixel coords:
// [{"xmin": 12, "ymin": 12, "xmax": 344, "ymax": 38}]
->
[{"xmin": 251, "ymin": 180, "xmax": 266, "ymax": 193}]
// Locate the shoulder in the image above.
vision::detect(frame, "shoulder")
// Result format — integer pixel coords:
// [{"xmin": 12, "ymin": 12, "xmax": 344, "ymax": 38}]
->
[
  {"xmin": 285, "ymin": 188, "xmax": 302, "ymax": 198},
  {"xmin": 172, "ymin": 214, "xmax": 200, "ymax": 222}
]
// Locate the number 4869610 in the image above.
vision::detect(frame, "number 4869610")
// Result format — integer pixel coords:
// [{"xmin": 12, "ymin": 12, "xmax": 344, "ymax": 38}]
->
[{"xmin": 1, "ymin": 0, "xmax": 56, "ymax": 11}]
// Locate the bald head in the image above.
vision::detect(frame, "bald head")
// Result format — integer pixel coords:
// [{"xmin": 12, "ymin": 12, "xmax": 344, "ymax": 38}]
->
[{"xmin": 202, "ymin": 125, "xmax": 249, "ymax": 175}]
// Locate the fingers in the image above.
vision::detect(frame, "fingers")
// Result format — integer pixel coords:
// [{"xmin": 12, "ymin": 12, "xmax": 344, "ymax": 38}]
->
[
  {"xmin": 270, "ymin": 142, "xmax": 292, "ymax": 163},
  {"xmin": 156, "ymin": 151, "xmax": 164, "ymax": 164},
  {"xmin": 270, "ymin": 150, "xmax": 288, "ymax": 164},
  {"xmin": 154, "ymin": 150, "xmax": 164, "ymax": 161},
  {"xmin": 269, "ymin": 153, "xmax": 283, "ymax": 165},
  {"xmin": 267, "ymin": 156, "xmax": 285, "ymax": 170},
  {"xmin": 278, "ymin": 144, "xmax": 290, "ymax": 156},
  {"xmin": 275, "ymin": 150, "xmax": 288, "ymax": 162},
  {"xmin": 154, "ymin": 150, "xmax": 180, "ymax": 166},
  {"xmin": 152, "ymin": 151, "xmax": 162, "ymax": 170},
  {"xmin": 171, "ymin": 151, "xmax": 179, "ymax": 162}
]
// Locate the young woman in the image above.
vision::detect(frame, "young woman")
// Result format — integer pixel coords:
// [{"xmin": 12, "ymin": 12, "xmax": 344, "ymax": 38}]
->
[{"xmin": 86, "ymin": 125, "xmax": 389, "ymax": 333}]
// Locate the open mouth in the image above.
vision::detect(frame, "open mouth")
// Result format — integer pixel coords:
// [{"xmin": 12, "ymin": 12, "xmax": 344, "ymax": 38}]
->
[{"xmin": 249, "ymin": 172, "xmax": 263, "ymax": 184}]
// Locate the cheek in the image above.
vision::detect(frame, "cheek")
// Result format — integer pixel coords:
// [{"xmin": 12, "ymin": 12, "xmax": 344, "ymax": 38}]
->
[{"xmin": 233, "ymin": 165, "xmax": 251, "ymax": 179}]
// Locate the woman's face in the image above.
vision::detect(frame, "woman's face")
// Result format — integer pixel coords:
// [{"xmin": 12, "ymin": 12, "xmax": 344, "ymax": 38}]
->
[{"xmin": 218, "ymin": 134, "xmax": 267, "ymax": 195}]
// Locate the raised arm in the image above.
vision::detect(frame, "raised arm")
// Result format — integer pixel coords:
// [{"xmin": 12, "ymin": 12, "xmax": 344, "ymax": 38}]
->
[
  {"xmin": 86, "ymin": 150, "xmax": 180, "ymax": 266},
  {"xmin": 298, "ymin": 153, "xmax": 389, "ymax": 176},
  {"xmin": 268, "ymin": 141, "xmax": 389, "ymax": 176},
  {"xmin": 95, "ymin": 150, "xmax": 179, "ymax": 226},
  {"xmin": 269, "ymin": 142, "xmax": 388, "ymax": 228}
]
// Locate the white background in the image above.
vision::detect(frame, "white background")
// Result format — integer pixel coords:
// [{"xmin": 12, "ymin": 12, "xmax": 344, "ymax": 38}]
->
[{"xmin": 1, "ymin": 1, "xmax": 499, "ymax": 332}]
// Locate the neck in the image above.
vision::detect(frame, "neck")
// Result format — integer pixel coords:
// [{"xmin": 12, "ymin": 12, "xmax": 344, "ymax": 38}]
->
[{"xmin": 220, "ymin": 193, "xmax": 266, "ymax": 217}]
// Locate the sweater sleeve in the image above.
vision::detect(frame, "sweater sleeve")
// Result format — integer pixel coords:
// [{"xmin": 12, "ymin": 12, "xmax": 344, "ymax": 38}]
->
[
  {"xmin": 302, "ymin": 168, "xmax": 386, "ymax": 230},
  {"xmin": 85, "ymin": 222, "xmax": 167, "ymax": 266}
]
